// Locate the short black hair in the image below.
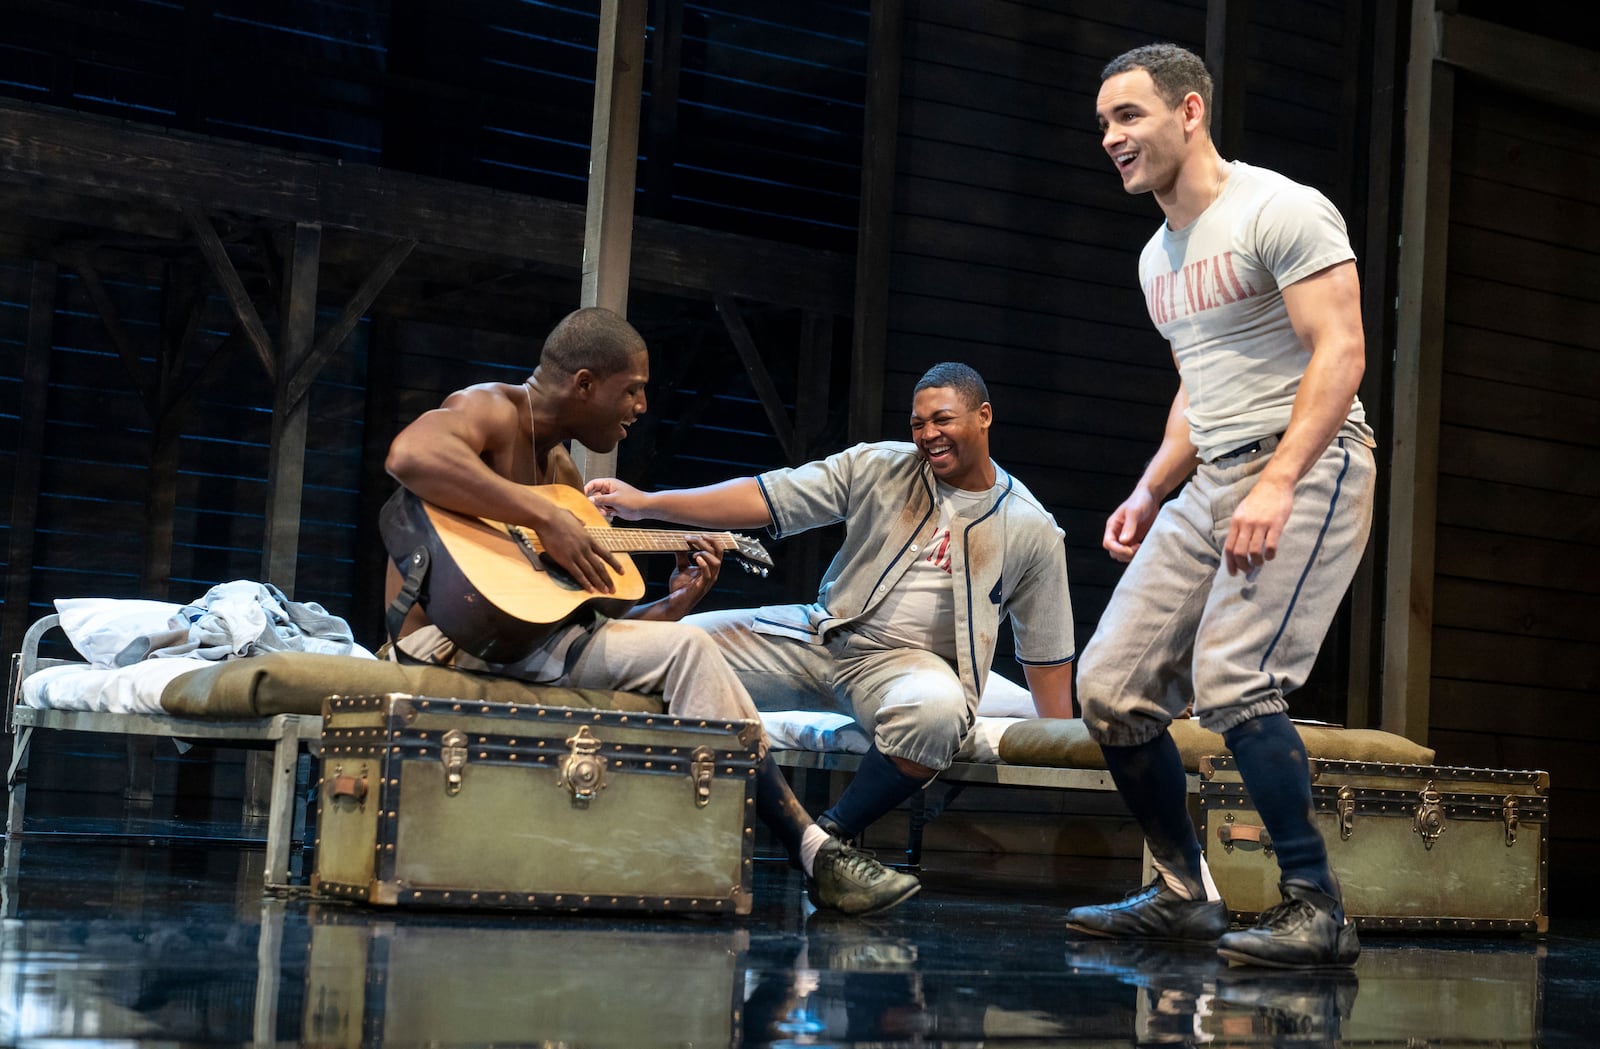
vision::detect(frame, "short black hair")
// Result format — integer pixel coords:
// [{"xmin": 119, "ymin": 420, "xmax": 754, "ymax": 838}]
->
[
  {"xmin": 1102, "ymin": 43, "xmax": 1214, "ymax": 127},
  {"xmin": 538, "ymin": 307, "xmax": 647, "ymax": 380},
  {"xmin": 914, "ymin": 362, "xmax": 989, "ymax": 409}
]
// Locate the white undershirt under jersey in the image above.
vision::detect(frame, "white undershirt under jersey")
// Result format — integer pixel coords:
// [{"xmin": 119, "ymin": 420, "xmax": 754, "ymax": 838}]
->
[{"xmin": 851, "ymin": 479, "xmax": 995, "ymax": 659}]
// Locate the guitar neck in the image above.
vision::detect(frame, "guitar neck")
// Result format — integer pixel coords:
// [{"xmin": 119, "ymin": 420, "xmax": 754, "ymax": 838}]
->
[{"xmin": 584, "ymin": 528, "xmax": 738, "ymax": 555}]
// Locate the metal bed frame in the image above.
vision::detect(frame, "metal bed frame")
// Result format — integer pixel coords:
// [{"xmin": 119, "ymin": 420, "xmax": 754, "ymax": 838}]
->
[{"xmin": 4, "ymin": 614, "xmax": 321, "ymax": 890}]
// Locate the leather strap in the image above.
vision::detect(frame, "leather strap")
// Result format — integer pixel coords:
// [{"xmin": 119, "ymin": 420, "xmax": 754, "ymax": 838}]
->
[
  {"xmin": 1218, "ymin": 822, "xmax": 1274, "ymax": 850},
  {"xmin": 385, "ymin": 546, "xmax": 431, "ymax": 664}
]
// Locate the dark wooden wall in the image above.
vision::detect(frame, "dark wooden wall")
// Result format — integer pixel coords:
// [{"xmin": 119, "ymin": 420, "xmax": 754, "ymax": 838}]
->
[{"xmin": 1428, "ymin": 77, "xmax": 1600, "ymax": 899}]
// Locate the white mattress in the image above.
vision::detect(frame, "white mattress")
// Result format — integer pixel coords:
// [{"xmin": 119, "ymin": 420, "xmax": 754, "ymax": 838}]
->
[
  {"xmin": 21, "ymin": 659, "xmax": 208, "ymax": 715},
  {"xmin": 758, "ymin": 671, "xmax": 1035, "ymax": 763},
  {"xmin": 761, "ymin": 710, "xmax": 1022, "ymax": 764}
]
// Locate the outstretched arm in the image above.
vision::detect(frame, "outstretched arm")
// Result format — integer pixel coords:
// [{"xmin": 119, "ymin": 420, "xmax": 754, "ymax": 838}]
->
[{"xmin": 586, "ymin": 476, "xmax": 773, "ymax": 530}]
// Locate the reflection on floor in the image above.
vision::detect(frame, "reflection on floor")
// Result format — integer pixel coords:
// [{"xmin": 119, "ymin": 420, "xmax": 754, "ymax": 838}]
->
[{"xmin": 1, "ymin": 833, "xmax": 1595, "ymax": 1047}]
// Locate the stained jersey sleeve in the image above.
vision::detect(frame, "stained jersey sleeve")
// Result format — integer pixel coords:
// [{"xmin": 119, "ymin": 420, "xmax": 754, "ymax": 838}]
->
[
  {"xmin": 1250, "ymin": 182, "xmax": 1356, "ymax": 290},
  {"xmin": 755, "ymin": 443, "xmax": 866, "ymax": 540},
  {"xmin": 1006, "ymin": 514, "xmax": 1076, "ymax": 666}
]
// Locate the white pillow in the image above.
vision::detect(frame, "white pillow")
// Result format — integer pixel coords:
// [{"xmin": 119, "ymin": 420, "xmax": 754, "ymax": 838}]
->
[
  {"xmin": 959, "ymin": 716, "xmax": 1024, "ymax": 763},
  {"xmin": 977, "ymin": 673, "xmax": 1036, "ymax": 719},
  {"xmin": 53, "ymin": 598, "xmax": 185, "ymax": 668}
]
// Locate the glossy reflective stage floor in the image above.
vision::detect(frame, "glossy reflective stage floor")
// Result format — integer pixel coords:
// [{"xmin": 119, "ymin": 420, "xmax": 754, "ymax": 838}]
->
[{"xmin": 2, "ymin": 829, "xmax": 1596, "ymax": 1047}]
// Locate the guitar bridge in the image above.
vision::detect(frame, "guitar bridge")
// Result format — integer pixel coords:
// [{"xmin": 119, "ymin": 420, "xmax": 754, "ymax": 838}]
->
[{"xmin": 503, "ymin": 523, "xmax": 546, "ymax": 572}]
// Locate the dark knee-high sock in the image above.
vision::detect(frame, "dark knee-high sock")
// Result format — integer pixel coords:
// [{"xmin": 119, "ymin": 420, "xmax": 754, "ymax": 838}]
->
[
  {"xmin": 1101, "ymin": 730, "xmax": 1205, "ymax": 895},
  {"xmin": 1223, "ymin": 712, "xmax": 1336, "ymax": 902},
  {"xmin": 822, "ymin": 746, "xmax": 928, "ymax": 836},
  {"xmin": 755, "ymin": 755, "xmax": 811, "ymax": 863}
]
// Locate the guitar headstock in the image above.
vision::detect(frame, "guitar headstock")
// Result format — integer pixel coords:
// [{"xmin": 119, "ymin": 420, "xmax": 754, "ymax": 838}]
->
[{"xmin": 728, "ymin": 534, "xmax": 772, "ymax": 577}]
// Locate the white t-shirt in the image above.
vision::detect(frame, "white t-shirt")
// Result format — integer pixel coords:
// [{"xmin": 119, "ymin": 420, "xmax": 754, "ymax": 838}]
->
[
  {"xmin": 1137, "ymin": 161, "xmax": 1371, "ymax": 461},
  {"xmin": 852, "ymin": 480, "xmax": 995, "ymax": 659}
]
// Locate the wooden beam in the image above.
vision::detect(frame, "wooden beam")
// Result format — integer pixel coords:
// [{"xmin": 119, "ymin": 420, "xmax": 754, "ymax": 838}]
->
[
  {"xmin": 1346, "ymin": 0, "xmax": 1406, "ymax": 731},
  {"xmin": 849, "ymin": 0, "xmax": 904, "ymax": 445},
  {"xmin": 574, "ymin": 0, "xmax": 648, "ymax": 482},
  {"xmin": 262, "ymin": 222, "xmax": 321, "ymax": 595},
  {"xmin": 1436, "ymin": 11, "xmax": 1600, "ymax": 117},
  {"xmin": 2, "ymin": 262, "xmax": 56, "ymax": 656},
  {"xmin": 582, "ymin": 0, "xmax": 646, "ymax": 317},
  {"xmin": 286, "ymin": 237, "xmax": 414, "ymax": 408},
  {"xmin": 0, "ymin": 97, "xmax": 851, "ymax": 314},
  {"xmin": 717, "ymin": 295, "xmax": 800, "ymax": 465},
  {"xmin": 1382, "ymin": 0, "xmax": 1456, "ymax": 744},
  {"xmin": 184, "ymin": 206, "xmax": 276, "ymax": 380},
  {"xmin": 1204, "ymin": 0, "xmax": 1250, "ymax": 157},
  {"xmin": 68, "ymin": 258, "xmax": 158, "ymax": 417},
  {"xmin": 140, "ymin": 261, "xmax": 206, "ymax": 599}
]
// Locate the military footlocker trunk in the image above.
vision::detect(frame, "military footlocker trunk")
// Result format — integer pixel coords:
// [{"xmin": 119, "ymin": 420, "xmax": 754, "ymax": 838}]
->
[
  {"xmin": 311, "ymin": 693, "xmax": 761, "ymax": 913},
  {"xmin": 301, "ymin": 906, "xmax": 749, "ymax": 1047},
  {"xmin": 1199, "ymin": 756, "xmax": 1548, "ymax": 931}
]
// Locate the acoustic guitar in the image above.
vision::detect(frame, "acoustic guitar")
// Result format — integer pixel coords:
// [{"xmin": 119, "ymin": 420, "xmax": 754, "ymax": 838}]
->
[{"xmin": 379, "ymin": 485, "xmax": 771, "ymax": 663}]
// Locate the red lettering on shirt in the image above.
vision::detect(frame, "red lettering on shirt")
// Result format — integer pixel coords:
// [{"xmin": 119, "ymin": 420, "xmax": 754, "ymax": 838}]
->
[
  {"xmin": 1148, "ymin": 251, "xmax": 1261, "ymax": 324},
  {"xmin": 1221, "ymin": 251, "xmax": 1257, "ymax": 298}
]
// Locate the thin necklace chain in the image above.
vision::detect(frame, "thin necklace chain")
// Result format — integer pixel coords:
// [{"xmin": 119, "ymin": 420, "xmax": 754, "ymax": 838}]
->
[{"xmin": 524, "ymin": 380, "xmax": 542, "ymax": 484}]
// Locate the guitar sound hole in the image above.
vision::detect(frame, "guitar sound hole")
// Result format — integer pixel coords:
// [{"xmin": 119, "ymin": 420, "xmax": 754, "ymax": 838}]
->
[{"xmin": 539, "ymin": 553, "xmax": 584, "ymax": 592}]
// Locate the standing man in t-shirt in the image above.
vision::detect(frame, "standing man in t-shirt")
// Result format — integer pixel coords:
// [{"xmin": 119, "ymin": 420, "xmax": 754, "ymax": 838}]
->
[
  {"xmin": 586, "ymin": 362, "xmax": 1076, "ymax": 848},
  {"xmin": 1063, "ymin": 44, "xmax": 1377, "ymax": 968}
]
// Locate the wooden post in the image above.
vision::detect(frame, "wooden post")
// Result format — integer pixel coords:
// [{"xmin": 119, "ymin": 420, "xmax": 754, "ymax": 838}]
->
[
  {"xmin": 1345, "ymin": 0, "xmax": 1405, "ymax": 730},
  {"xmin": 1, "ymin": 262, "xmax": 56, "ymax": 655},
  {"xmin": 848, "ymin": 0, "xmax": 904, "ymax": 446},
  {"xmin": 573, "ymin": 0, "xmax": 647, "ymax": 482},
  {"xmin": 1382, "ymin": 0, "xmax": 1456, "ymax": 743},
  {"xmin": 262, "ymin": 222, "xmax": 321, "ymax": 595}
]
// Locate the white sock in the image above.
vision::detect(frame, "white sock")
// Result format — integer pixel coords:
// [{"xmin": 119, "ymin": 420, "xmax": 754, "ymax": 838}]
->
[
  {"xmin": 799, "ymin": 824, "xmax": 831, "ymax": 876},
  {"xmin": 1154, "ymin": 855, "xmax": 1222, "ymax": 902}
]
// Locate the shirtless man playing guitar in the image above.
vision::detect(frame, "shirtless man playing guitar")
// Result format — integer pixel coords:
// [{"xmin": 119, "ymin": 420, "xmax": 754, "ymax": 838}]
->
[{"xmin": 380, "ymin": 306, "xmax": 919, "ymax": 916}]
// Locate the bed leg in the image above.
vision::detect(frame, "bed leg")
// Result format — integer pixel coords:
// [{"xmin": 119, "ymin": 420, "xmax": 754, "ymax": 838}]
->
[
  {"xmin": 264, "ymin": 724, "xmax": 300, "ymax": 892},
  {"xmin": 6, "ymin": 726, "xmax": 33, "ymax": 840}
]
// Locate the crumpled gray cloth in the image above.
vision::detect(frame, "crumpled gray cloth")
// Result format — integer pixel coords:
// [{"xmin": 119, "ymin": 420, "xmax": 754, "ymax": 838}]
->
[{"xmin": 114, "ymin": 579, "xmax": 358, "ymax": 665}]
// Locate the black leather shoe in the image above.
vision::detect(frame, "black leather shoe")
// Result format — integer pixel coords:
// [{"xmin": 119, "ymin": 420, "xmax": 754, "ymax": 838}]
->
[
  {"xmin": 1216, "ymin": 882, "xmax": 1360, "ymax": 969},
  {"xmin": 1065, "ymin": 879, "xmax": 1230, "ymax": 943}
]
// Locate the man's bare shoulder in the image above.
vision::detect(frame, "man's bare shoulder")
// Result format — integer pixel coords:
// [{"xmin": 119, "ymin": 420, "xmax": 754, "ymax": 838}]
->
[{"xmin": 439, "ymin": 381, "xmax": 522, "ymax": 413}]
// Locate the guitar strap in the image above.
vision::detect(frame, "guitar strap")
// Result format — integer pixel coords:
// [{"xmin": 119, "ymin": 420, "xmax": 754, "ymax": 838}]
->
[{"xmin": 384, "ymin": 545, "xmax": 431, "ymax": 664}]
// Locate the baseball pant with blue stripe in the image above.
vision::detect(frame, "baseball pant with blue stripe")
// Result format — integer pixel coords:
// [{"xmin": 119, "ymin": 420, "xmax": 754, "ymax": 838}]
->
[{"xmin": 1079, "ymin": 434, "xmax": 1376, "ymax": 745}]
